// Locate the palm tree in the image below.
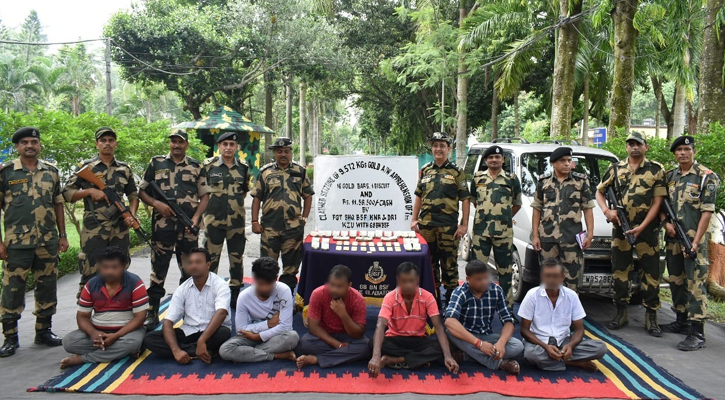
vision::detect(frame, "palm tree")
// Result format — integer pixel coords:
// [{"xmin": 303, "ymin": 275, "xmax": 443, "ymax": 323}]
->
[{"xmin": 0, "ymin": 54, "xmax": 44, "ymax": 112}]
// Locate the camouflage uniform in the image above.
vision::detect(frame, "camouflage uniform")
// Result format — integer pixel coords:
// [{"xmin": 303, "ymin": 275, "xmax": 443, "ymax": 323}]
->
[
  {"xmin": 415, "ymin": 160, "xmax": 471, "ymax": 292},
  {"xmin": 62, "ymin": 156, "xmax": 138, "ymax": 289},
  {"xmin": 251, "ymin": 161, "xmax": 313, "ymax": 291},
  {"xmin": 665, "ymin": 163, "xmax": 719, "ymax": 322},
  {"xmin": 201, "ymin": 156, "xmax": 249, "ymax": 290},
  {"xmin": 471, "ymin": 169, "xmax": 522, "ymax": 307},
  {"xmin": 531, "ymin": 172, "xmax": 594, "ymax": 291},
  {"xmin": 0, "ymin": 159, "xmax": 62, "ymax": 336},
  {"xmin": 139, "ymin": 154, "xmax": 208, "ymax": 304}
]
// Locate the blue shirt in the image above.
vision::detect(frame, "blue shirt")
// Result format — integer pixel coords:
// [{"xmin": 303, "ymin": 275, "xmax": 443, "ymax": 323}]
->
[{"xmin": 444, "ymin": 282, "xmax": 514, "ymax": 335}]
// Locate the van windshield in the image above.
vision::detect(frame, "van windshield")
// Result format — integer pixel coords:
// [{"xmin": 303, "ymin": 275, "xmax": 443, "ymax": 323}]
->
[{"xmin": 520, "ymin": 152, "xmax": 617, "ymax": 197}]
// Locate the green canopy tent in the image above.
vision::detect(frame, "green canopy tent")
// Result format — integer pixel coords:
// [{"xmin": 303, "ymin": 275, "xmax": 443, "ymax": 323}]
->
[{"xmin": 176, "ymin": 106, "xmax": 274, "ymax": 178}]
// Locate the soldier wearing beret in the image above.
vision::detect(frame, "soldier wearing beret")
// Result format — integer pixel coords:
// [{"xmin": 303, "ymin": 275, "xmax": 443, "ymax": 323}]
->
[
  {"xmin": 200, "ymin": 131, "xmax": 250, "ymax": 307},
  {"xmin": 0, "ymin": 127, "xmax": 68, "ymax": 357},
  {"xmin": 62, "ymin": 127, "xmax": 139, "ymax": 294},
  {"xmin": 659, "ymin": 135, "xmax": 719, "ymax": 351},
  {"xmin": 595, "ymin": 132, "xmax": 666, "ymax": 336},
  {"xmin": 139, "ymin": 129, "xmax": 210, "ymax": 327},
  {"xmin": 531, "ymin": 147, "xmax": 594, "ymax": 292},
  {"xmin": 471, "ymin": 145, "xmax": 522, "ymax": 309},
  {"xmin": 251, "ymin": 137, "xmax": 314, "ymax": 293},
  {"xmin": 412, "ymin": 132, "xmax": 471, "ymax": 298}
]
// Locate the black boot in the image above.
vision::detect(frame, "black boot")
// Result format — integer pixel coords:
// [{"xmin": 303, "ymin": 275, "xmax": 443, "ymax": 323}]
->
[
  {"xmin": 677, "ymin": 321, "xmax": 706, "ymax": 351},
  {"xmin": 607, "ymin": 304, "xmax": 629, "ymax": 330},
  {"xmin": 0, "ymin": 335, "xmax": 19, "ymax": 357},
  {"xmin": 34, "ymin": 329, "xmax": 63, "ymax": 346},
  {"xmin": 661, "ymin": 309, "xmax": 690, "ymax": 334},
  {"xmin": 230, "ymin": 287, "xmax": 240, "ymax": 309},
  {"xmin": 145, "ymin": 298, "xmax": 160, "ymax": 331},
  {"xmin": 645, "ymin": 309, "xmax": 662, "ymax": 337}
]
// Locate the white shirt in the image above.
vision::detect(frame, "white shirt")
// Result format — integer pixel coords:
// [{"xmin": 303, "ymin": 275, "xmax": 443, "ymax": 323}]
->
[
  {"xmin": 165, "ymin": 272, "xmax": 231, "ymax": 336},
  {"xmin": 517, "ymin": 285, "xmax": 586, "ymax": 346},
  {"xmin": 235, "ymin": 282, "xmax": 294, "ymax": 342}
]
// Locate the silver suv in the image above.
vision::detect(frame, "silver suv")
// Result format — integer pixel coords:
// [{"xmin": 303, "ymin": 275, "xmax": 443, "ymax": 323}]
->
[{"xmin": 460, "ymin": 139, "xmax": 628, "ymax": 302}]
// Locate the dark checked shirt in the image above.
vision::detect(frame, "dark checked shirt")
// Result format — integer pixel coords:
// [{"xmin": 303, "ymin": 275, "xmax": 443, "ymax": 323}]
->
[{"xmin": 444, "ymin": 282, "xmax": 513, "ymax": 335}]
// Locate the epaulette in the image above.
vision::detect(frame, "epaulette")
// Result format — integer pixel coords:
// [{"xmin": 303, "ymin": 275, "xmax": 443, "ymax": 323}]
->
[
  {"xmin": 697, "ymin": 164, "xmax": 715, "ymax": 176},
  {"xmin": 571, "ymin": 171, "xmax": 586, "ymax": 179},
  {"xmin": 151, "ymin": 155, "xmax": 166, "ymax": 162},
  {"xmin": 203, "ymin": 156, "xmax": 219, "ymax": 166},
  {"xmin": 78, "ymin": 158, "xmax": 96, "ymax": 168},
  {"xmin": 539, "ymin": 172, "xmax": 552, "ymax": 180},
  {"xmin": 473, "ymin": 171, "xmax": 484, "ymax": 177},
  {"xmin": 42, "ymin": 159, "xmax": 59, "ymax": 171},
  {"xmin": 187, "ymin": 156, "xmax": 202, "ymax": 166},
  {"xmin": 116, "ymin": 159, "xmax": 130, "ymax": 167},
  {"xmin": 0, "ymin": 160, "xmax": 14, "ymax": 171},
  {"xmin": 421, "ymin": 162, "xmax": 433, "ymax": 170},
  {"xmin": 291, "ymin": 161, "xmax": 306, "ymax": 172},
  {"xmin": 649, "ymin": 159, "xmax": 665, "ymax": 169},
  {"xmin": 259, "ymin": 162, "xmax": 275, "ymax": 172}
]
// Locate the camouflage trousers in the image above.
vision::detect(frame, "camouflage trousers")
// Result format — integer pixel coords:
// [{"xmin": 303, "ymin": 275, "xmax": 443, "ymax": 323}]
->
[
  {"xmin": 147, "ymin": 230, "xmax": 199, "ymax": 304},
  {"xmin": 472, "ymin": 235, "xmax": 514, "ymax": 308},
  {"xmin": 666, "ymin": 238, "xmax": 709, "ymax": 322},
  {"xmin": 204, "ymin": 224, "xmax": 245, "ymax": 290},
  {"xmin": 419, "ymin": 225, "xmax": 459, "ymax": 293},
  {"xmin": 611, "ymin": 227, "xmax": 660, "ymax": 309},
  {"xmin": 1, "ymin": 242, "xmax": 58, "ymax": 336},
  {"xmin": 261, "ymin": 225, "xmax": 304, "ymax": 292},
  {"xmin": 539, "ymin": 241, "xmax": 582, "ymax": 291},
  {"xmin": 79, "ymin": 219, "xmax": 130, "ymax": 291}
]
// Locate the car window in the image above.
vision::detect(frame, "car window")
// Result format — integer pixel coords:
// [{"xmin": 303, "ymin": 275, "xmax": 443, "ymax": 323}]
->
[
  {"xmin": 520, "ymin": 152, "xmax": 616, "ymax": 196},
  {"xmin": 464, "ymin": 148, "xmax": 481, "ymax": 183}
]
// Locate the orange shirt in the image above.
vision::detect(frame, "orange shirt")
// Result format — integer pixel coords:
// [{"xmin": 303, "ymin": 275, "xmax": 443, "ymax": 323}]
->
[{"xmin": 379, "ymin": 288, "xmax": 439, "ymax": 337}]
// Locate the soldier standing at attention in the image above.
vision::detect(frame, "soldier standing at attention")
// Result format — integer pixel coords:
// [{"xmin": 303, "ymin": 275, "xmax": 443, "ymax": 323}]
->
[
  {"xmin": 531, "ymin": 147, "xmax": 594, "ymax": 292},
  {"xmin": 251, "ymin": 137, "xmax": 314, "ymax": 293},
  {"xmin": 411, "ymin": 132, "xmax": 471, "ymax": 299},
  {"xmin": 471, "ymin": 145, "xmax": 522, "ymax": 309},
  {"xmin": 659, "ymin": 136, "xmax": 719, "ymax": 351},
  {"xmin": 202, "ymin": 132, "xmax": 250, "ymax": 307},
  {"xmin": 139, "ymin": 128, "xmax": 209, "ymax": 327},
  {"xmin": 0, "ymin": 127, "xmax": 68, "ymax": 357},
  {"xmin": 63, "ymin": 127, "xmax": 139, "ymax": 294},
  {"xmin": 595, "ymin": 132, "xmax": 666, "ymax": 336}
]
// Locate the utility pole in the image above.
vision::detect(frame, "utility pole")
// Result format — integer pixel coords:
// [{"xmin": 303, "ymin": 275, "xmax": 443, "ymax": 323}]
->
[
  {"xmin": 440, "ymin": 79, "xmax": 445, "ymax": 132},
  {"xmin": 105, "ymin": 38, "xmax": 112, "ymax": 115}
]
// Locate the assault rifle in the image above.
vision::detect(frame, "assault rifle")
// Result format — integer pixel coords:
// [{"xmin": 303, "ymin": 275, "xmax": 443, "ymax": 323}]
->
[
  {"xmin": 147, "ymin": 181, "xmax": 200, "ymax": 235},
  {"xmin": 661, "ymin": 198, "xmax": 697, "ymax": 259},
  {"xmin": 604, "ymin": 164, "xmax": 636, "ymax": 245}
]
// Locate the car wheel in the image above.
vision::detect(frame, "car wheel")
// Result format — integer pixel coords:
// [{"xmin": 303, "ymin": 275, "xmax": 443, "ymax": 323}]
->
[
  {"xmin": 512, "ymin": 250, "xmax": 532, "ymax": 303},
  {"xmin": 459, "ymin": 232, "xmax": 472, "ymax": 261}
]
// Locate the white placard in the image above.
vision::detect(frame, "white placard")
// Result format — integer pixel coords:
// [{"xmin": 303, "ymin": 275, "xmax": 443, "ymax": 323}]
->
[{"xmin": 314, "ymin": 155, "xmax": 418, "ymax": 231}]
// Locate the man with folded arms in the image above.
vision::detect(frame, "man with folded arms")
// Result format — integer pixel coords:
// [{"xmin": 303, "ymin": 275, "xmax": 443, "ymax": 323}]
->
[
  {"xmin": 143, "ymin": 248, "xmax": 231, "ymax": 364},
  {"xmin": 368, "ymin": 262, "xmax": 459, "ymax": 376},
  {"xmin": 519, "ymin": 258, "xmax": 607, "ymax": 371},
  {"xmin": 444, "ymin": 260, "xmax": 523, "ymax": 375},
  {"xmin": 61, "ymin": 246, "xmax": 148, "ymax": 368},
  {"xmin": 219, "ymin": 257, "xmax": 298, "ymax": 363},
  {"xmin": 297, "ymin": 265, "xmax": 370, "ymax": 368}
]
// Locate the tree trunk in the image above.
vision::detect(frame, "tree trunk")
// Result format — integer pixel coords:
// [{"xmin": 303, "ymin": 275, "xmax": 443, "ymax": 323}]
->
[
  {"xmin": 286, "ymin": 82, "xmax": 294, "ymax": 140},
  {"xmin": 299, "ymin": 82, "xmax": 307, "ymax": 166},
  {"xmin": 687, "ymin": 102, "xmax": 698, "ymax": 135},
  {"xmin": 672, "ymin": 82, "xmax": 686, "ymax": 138},
  {"xmin": 491, "ymin": 73, "xmax": 499, "ymax": 140},
  {"xmin": 550, "ymin": 0, "xmax": 583, "ymax": 138},
  {"xmin": 455, "ymin": 5, "xmax": 469, "ymax": 168},
  {"xmin": 308, "ymin": 100, "xmax": 315, "ymax": 158},
  {"xmin": 146, "ymin": 100, "xmax": 152, "ymax": 123},
  {"xmin": 655, "ymin": 88, "xmax": 661, "ymax": 138},
  {"xmin": 608, "ymin": 0, "xmax": 640, "ymax": 137},
  {"xmin": 582, "ymin": 73, "xmax": 589, "ymax": 145},
  {"xmin": 318, "ymin": 103, "xmax": 324, "ymax": 156},
  {"xmin": 264, "ymin": 75, "xmax": 274, "ymax": 164},
  {"xmin": 697, "ymin": 0, "xmax": 725, "ymax": 133},
  {"xmin": 514, "ymin": 92, "xmax": 520, "ymax": 138}
]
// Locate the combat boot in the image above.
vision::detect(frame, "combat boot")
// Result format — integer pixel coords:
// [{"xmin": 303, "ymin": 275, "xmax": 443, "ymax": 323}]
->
[
  {"xmin": 644, "ymin": 309, "xmax": 662, "ymax": 337},
  {"xmin": 677, "ymin": 321, "xmax": 706, "ymax": 351},
  {"xmin": 660, "ymin": 309, "xmax": 690, "ymax": 334},
  {"xmin": 34, "ymin": 329, "xmax": 63, "ymax": 346},
  {"xmin": 607, "ymin": 304, "xmax": 629, "ymax": 330},
  {"xmin": 0, "ymin": 335, "xmax": 19, "ymax": 357},
  {"xmin": 145, "ymin": 298, "xmax": 160, "ymax": 331}
]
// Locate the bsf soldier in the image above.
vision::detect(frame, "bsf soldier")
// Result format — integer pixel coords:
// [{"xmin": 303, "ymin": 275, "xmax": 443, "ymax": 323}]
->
[
  {"xmin": 251, "ymin": 137, "xmax": 314, "ymax": 293},
  {"xmin": 0, "ymin": 128, "xmax": 68, "ymax": 357},
  {"xmin": 139, "ymin": 129, "xmax": 209, "ymax": 327},
  {"xmin": 531, "ymin": 147, "xmax": 594, "ymax": 291},
  {"xmin": 411, "ymin": 132, "xmax": 471, "ymax": 298},
  {"xmin": 660, "ymin": 135, "xmax": 719, "ymax": 351},
  {"xmin": 471, "ymin": 145, "xmax": 522, "ymax": 309},
  {"xmin": 595, "ymin": 132, "xmax": 666, "ymax": 336},
  {"xmin": 201, "ymin": 132, "xmax": 250, "ymax": 306},
  {"xmin": 63, "ymin": 127, "xmax": 139, "ymax": 293}
]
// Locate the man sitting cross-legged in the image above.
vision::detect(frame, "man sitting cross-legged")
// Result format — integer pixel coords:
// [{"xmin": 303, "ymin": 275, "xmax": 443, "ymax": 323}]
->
[
  {"xmin": 519, "ymin": 258, "xmax": 607, "ymax": 371},
  {"xmin": 143, "ymin": 248, "xmax": 231, "ymax": 364},
  {"xmin": 444, "ymin": 260, "xmax": 523, "ymax": 375},
  {"xmin": 219, "ymin": 257, "xmax": 298, "ymax": 363},
  {"xmin": 297, "ymin": 265, "xmax": 370, "ymax": 369},
  {"xmin": 61, "ymin": 246, "xmax": 148, "ymax": 368},
  {"xmin": 367, "ymin": 262, "xmax": 459, "ymax": 377}
]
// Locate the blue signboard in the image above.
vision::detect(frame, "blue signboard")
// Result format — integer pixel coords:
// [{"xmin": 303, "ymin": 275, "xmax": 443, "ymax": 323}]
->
[{"xmin": 592, "ymin": 127, "xmax": 607, "ymax": 148}]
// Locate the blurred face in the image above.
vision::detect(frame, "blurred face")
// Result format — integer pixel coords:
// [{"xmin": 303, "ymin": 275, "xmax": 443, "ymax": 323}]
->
[
  {"xmin": 485, "ymin": 154, "xmax": 503, "ymax": 171},
  {"xmin": 219, "ymin": 139, "xmax": 239, "ymax": 159},
  {"xmin": 98, "ymin": 258, "xmax": 125, "ymax": 283},
  {"xmin": 185, "ymin": 252, "xmax": 210, "ymax": 277},
  {"xmin": 626, "ymin": 140, "xmax": 647, "ymax": 159},
  {"xmin": 674, "ymin": 144, "xmax": 695, "ymax": 166},
  {"xmin": 541, "ymin": 266, "xmax": 565, "ymax": 291},
  {"xmin": 326, "ymin": 275, "xmax": 351, "ymax": 300},
  {"xmin": 96, "ymin": 135, "xmax": 117, "ymax": 156},
  {"xmin": 254, "ymin": 279, "xmax": 276, "ymax": 299},
  {"xmin": 16, "ymin": 138, "xmax": 40, "ymax": 159},
  {"xmin": 466, "ymin": 271, "xmax": 491, "ymax": 293},
  {"xmin": 431, "ymin": 141, "xmax": 450, "ymax": 162},
  {"xmin": 552, "ymin": 156, "xmax": 572, "ymax": 175},
  {"xmin": 169, "ymin": 137, "xmax": 188, "ymax": 157},
  {"xmin": 274, "ymin": 147, "xmax": 292, "ymax": 167},
  {"xmin": 396, "ymin": 270, "xmax": 420, "ymax": 295}
]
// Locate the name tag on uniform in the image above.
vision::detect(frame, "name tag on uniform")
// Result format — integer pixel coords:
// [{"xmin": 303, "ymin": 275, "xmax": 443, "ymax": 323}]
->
[
  {"xmin": 209, "ymin": 172, "xmax": 223, "ymax": 178},
  {"xmin": 156, "ymin": 168, "xmax": 170, "ymax": 175},
  {"xmin": 421, "ymin": 175, "xmax": 434, "ymax": 183},
  {"xmin": 8, "ymin": 178, "xmax": 28, "ymax": 185},
  {"xmin": 668, "ymin": 181, "xmax": 676, "ymax": 187}
]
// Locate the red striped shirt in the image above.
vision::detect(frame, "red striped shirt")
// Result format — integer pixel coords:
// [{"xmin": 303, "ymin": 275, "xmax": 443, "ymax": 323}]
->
[{"xmin": 78, "ymin": 271, "xmax": 149, "ymax": 332}]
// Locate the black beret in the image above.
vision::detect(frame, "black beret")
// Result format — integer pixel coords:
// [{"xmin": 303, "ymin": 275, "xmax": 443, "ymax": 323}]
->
[
  {"xmin": 12, "ymin": 127, "xmax": 40, "ymax": 144},
  {"xmin": 550, "ymin": 147, "xmax": 573, "ymax": 163},
  {"xmin": 216, "ymin": 131, "xmax": 239, "ymax": 143},
  {"xmin": 95, "ymin": 127, "xmax": 117, "ymax": 140},
  {"xmin": 670, "ymin": 135, "xmax": 694, "ymax": 152},
  {"xmin": 483, "ymin": 145, "xmax": 503, "ymax": 159}
]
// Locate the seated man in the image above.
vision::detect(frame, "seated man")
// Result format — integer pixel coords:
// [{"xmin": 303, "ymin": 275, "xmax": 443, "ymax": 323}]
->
[
  {"xmin": 219, "ymin": 257, "xmax": 298, "ymax": 362},
  {"xmin": 61, "ymin": 246, "xmax": 148, "ymax": 368},
  {"xmin": 519, "ymin": 258, "xmax": 607, "ymax": 371},
  {"xmin": 368, "ymin": 262, "xmax": 459, "ymax": 377},
  {"xmin": 297, "ymin": 265, "xmax": 370, "ymax": 368},
  {"xmin": 143, "ymin": 248, "xmax": 231, "ymax": 364},
  {"xmin": 444, "ymin": 260, "xmax": 523, "ymax": 374}
]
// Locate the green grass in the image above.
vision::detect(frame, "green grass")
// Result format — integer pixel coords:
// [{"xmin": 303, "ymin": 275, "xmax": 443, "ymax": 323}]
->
[{"xmin": 659, "ymin": 288, "xmax": 725, "ymax": 324}]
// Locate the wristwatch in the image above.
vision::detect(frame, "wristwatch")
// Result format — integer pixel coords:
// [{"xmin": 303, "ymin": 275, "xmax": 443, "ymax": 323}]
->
[
  {"xmin": 59, "ymin": 233, "xmax": 68, "ymax": 238},
  {"xmin": 301, "ymin": 217, "xmax": 308, "ymax": 223}
]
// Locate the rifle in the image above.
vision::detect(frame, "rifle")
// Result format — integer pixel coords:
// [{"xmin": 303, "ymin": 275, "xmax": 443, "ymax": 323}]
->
[
  {"xmin": 604, "ymin": 164, "xmax": 636, "ymax": 245},
  {"xmin": 147, "ymin": 181, "xmax": 200, "ymax": 236},
  {"xmin": 661, "ymin": 197, "xmax": 697, "ymax": 259},
  {"xmin": 76, "ymin": 166, "xmax": 156, "ymax": 252}
]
